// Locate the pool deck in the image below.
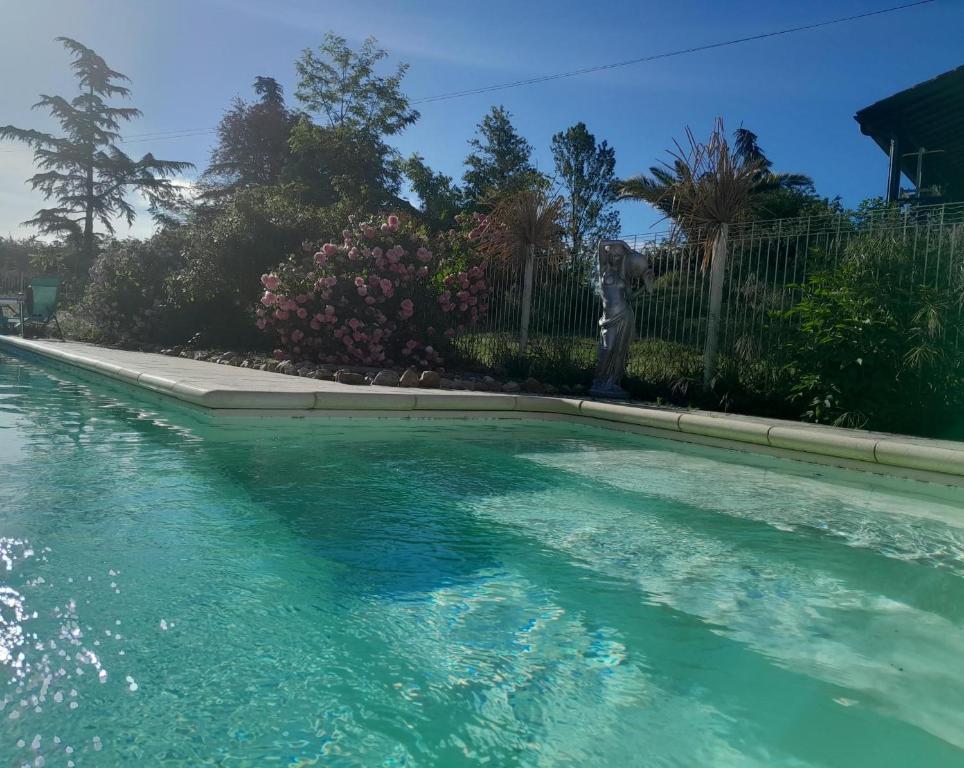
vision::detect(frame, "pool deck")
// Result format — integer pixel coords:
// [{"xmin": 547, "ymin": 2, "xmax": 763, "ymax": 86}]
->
[{"xmin": 4, "ymin": 335, "xmax": 964, "ymax": 486}]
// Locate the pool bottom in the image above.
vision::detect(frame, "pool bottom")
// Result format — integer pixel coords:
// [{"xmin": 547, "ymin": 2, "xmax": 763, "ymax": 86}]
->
[{"xmin": 1, "ymin": 351, "xmax": 964, "ymax": 766}]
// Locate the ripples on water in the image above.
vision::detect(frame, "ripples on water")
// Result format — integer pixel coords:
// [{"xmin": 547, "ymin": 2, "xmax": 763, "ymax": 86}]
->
[{"xmin": 1, "ymin": 350, "xmax": 963, "ymax": 767}]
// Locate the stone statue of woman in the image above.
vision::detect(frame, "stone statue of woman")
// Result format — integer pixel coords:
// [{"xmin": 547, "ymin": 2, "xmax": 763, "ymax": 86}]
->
[{"xmin": 589, "ymin": 239, "xmax": 655, "ymax": 399}]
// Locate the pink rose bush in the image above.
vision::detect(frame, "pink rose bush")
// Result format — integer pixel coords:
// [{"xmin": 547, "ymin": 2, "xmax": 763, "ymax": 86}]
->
[{"xmin": 256, "ymin": 215, "xmax": 489, "ymax": 368}]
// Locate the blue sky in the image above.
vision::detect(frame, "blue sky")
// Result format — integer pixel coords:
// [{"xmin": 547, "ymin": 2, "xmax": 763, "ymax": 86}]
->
[{"xmin": 1, "ymin": 0, "xmax": 962, "ymax": 240}]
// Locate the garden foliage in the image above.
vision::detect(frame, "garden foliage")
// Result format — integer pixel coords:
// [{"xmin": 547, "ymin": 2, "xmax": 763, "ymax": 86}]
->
[{"xmin": 256, "ymin": 214, "xmax": 490, "ymax": 368}]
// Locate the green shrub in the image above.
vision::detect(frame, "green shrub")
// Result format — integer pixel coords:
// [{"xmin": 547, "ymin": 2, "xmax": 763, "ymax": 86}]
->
[
  {"xmin": 77, "ymin": 232, "xmax": 187, "ymax": 344},
  {"xmin": 780, "ymin": 229, "xmax": 964, "ymax": 434}
]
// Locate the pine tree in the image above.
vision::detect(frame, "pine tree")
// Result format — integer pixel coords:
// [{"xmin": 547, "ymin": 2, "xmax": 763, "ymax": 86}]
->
[
  {"xmin": 0, "ymin": 38, "xmax": 192, "ymax": 278},
  {"xmin": 202, "ymin": 76, "xmax": 297, "ymax": 194},
  {"xmin": 551, "ymin": 122, "xmax": 620, "ymax": 261},
  {"xmin": 463, "ymin": 106, "xmax": 540, "ymax": 204}
]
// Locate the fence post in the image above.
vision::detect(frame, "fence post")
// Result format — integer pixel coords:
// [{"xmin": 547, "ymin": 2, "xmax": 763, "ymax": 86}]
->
[
  {"xmin": 702, "ymin": 223, "xmax": 729, "ymax": 387},
  {"xmin": 518, "ymin": 244, "xmax": 535, "ymax": 355}
]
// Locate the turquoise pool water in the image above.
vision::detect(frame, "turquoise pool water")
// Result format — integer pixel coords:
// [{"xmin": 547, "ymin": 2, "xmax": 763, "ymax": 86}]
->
[{"xmin": 1, "ymin": 351, "xmax": 964, "ymax": 767}]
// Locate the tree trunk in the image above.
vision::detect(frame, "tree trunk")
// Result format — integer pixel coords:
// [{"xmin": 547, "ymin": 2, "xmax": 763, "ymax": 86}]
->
[
  {"xmin": 81, "ymin": 83, "xmax": 96, "ymax": 285},
  {"xmin": 518, "ymin": 244, "xmax": 535, "ymax": 355},
  {"xmin": 702, "ymin": 223, "xmax": 729, "ymax": 388},
  {"xmin": 82, "ymin": 162, "xmax": 95, "ymax": 280}
]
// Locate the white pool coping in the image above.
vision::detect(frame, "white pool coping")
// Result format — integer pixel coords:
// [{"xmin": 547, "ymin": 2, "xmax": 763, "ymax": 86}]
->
[{"xmin": 4, "ymin": 335, "xmax": 964, "ymax": 487}]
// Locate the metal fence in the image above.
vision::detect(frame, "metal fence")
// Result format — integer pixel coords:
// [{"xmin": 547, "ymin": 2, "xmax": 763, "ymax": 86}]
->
[{"xmin": 454, "ymin": 202, "xmax": 964, "ymax": 384}]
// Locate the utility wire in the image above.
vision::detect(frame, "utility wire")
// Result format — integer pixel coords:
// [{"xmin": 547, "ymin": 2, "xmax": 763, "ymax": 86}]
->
[
  {"xmin": 411, "ymin": 0, "xmax": 936, "ymax": 104},
  {"xmin": 0, "ymin": 0, "xmax": 939, "ymax": 152}
]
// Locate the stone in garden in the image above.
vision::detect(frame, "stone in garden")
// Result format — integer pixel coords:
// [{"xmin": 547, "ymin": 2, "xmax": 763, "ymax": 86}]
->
[
  {"xmin": 523, "ymin": 377, "xmax": 545, "ymax": 394},
  {"xmin": 502, "ymin": 381, "xmax": 521, "ymax": 393},
  {"xmin": 193, "ymin": 351, "xmax": 207, "ymax": 360},
  {"xmin": 334, "ymin": 370, "xmax": 366, "ymax": 385},
  {"xmin": 277, "ymin": 361, "xmax": 297, "ymax": 375},
  {"xmin": 265, "ymin": 360, "xmax": 279, "ymax": 373},
  {"xmin": 440, "ymin": 378, "xmax": 454, "ymax": 389},
  {"xmin": 544, "ymin": 383, "xmax": 558, "ymax": 395},
  {"xmin": 372, "ymin": 370, "xmax": 400, "ymax": 387},
  {"xmin": 418, "ymin": 370, "xmax": 441, "ymax": 388},
  {"xmin": 451, "ymin": 378, "xmax": 466, "ymax": 390},
  {"xmin": 399, "ymin": 367, "xmax": 420, "ymax": 388}
]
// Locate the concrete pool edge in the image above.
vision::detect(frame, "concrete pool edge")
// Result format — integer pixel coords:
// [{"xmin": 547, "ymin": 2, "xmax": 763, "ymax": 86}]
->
[{"xmin": 4, "ymin": 335, "xmax": 964, "ymax": 486}]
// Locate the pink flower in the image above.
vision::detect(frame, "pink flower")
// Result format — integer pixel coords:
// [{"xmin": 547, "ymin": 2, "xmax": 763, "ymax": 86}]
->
[
  {"xmin": 354, "ymin": 276, "xmax": 365, "ymax": 287},
  {"xmin": 323, "ymin": 243, "xmax": 338, "ymax": 256},
  {"xmin": 416, "ymin": 247, "xmax": 432, "ymax": 263},
  {"xmin": 256, "ymin": 318, "xmax": 267, "ymax": 330},
  {"xmin": 291, "ymin": 329, "xmax": 304, "ymax": 343},
  {"xmin": 387, "ymin": 214, "xmax": 400, "ymax": 231},
  {"xmin": 357, "ymin": 285, "xmax": 368, "ymax": 297},
  {"xmin": 295, "ymin": 294, "xmax": 308, "ymax": 304},
  {"xmin": 401, "ymin": 299, "xmax": 414, "ymax": 311},
  {"xmin": 261, "ymin": 274, "xmax": 280, "ymax": 291},
  {"xmin": 261, "ymin": 291, "xmax": 278, "ymax": 306},
  {"xmin": 296, "ymin": 307, "xmax": 308, "ymax": 319},
  {"xmin": 314, "ymin": 251, "xmax": 327, "ymax": 266},
  {"xmin": 273, "ymin": 349, "xmax": 285, "ymax": 361},
  {"xmin": 348, "ymin": 247, "xmax": 360, "ymax": 260}
]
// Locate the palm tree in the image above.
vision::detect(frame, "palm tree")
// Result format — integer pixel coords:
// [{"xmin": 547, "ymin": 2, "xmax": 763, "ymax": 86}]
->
[
  {"xmin": 619, "ymin": 120, "xmax": 816, "ymax": 261},
  {"xmin": 619, "ymin": 120, "xmax": 781, "ymax": 387},
  {"xmin": 478, "ymin": 187, "xmax": 564, "ymax": 353}
]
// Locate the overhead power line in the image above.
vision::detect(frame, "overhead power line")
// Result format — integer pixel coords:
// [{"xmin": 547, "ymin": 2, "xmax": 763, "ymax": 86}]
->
[
  {"xmin": 410, "ymin": 0, "xmax": 936, "ymax": 104},
  {"xmin": 0, "ymin": 0, "xmax": 938, "ymax": 153}
]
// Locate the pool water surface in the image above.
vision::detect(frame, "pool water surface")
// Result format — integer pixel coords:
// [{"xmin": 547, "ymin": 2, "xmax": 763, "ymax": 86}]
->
[{"xmin": 1, "ymin": 351, "xmax": 963, "ymax": 766}]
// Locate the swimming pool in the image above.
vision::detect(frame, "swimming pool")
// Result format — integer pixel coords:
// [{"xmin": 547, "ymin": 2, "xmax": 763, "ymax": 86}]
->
[{"xmin": 1, "ymin": 351, "xmax": 963, "ymax": 767}]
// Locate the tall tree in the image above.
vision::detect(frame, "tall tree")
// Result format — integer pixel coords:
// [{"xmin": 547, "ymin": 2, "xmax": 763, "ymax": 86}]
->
[
  {"xmin": 202, "ymin": 76, "xmax": 297, "ymax": 194},
  {"xmin": 551, "ymin": 122, "xmax": 620, "ymax": 261},
  {"xmin": 294, "ymin": 33, "xmax": 418, "ymax": 137},
  {"xmin": 403, "ymin": 153, "xmax": 463, "ymax": 231},
  {"xmin": 287, "ymin": 33, "xmax": 417, "ymax": 211},
  {"xmin": 0, "ymin": 38, "xmax": 192, "ymax": 278},
  {"xmin": 463, "ymin": 106, "xmax": 540, "ymax": 204}
]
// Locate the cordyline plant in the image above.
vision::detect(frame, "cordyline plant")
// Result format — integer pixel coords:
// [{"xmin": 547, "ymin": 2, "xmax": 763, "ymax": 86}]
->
[
  {"xmin": 257, "ymin": 214, "xmax": 489, "ymax": 369},
  {"xmin": 474, "ymin": 187, "xmax": 565, "ymax": 353},
  {"xmin": 619, "ymin": 118, "xmax": 765, "ymax": 268}
]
